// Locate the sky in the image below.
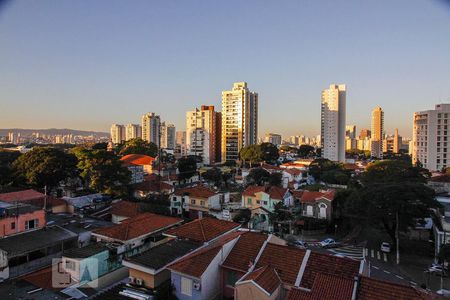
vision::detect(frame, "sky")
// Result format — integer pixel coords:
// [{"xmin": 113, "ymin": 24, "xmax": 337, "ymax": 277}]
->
[{"xmin": 1, "ymin": 0, "xmax": 450, "ymax": 139}]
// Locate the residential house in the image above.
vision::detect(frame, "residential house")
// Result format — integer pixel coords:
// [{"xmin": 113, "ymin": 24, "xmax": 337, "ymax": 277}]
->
[
  {"xmin": 122, "ymin": 239, "xmax": 201, "ymax": 292},
  {"xmin": 0, "ymin": 201, "xmax": 45, "ymax": 237},
  {"xmin": 120, "ymin": 154, "xmax": 155, "ymax": 175},
  {"xmin": 92, "ymin": 213, "xmax": 183, "ymax": 257},
  {"xmin": 110, "ymin": 200, "xmax": 140, "ymax": 224},
  {"xmin": 0, "ymin": 189, "xmax": 68, "ymax": 213},
  {"xmin": 0, "ymin": 226, "xmax": 78, "ymax": 280},
  {"xmin": 61, "ymin": 243, "xmax": 121, "ymax": 284},
  {"xmin": 62, "ymin": 193, "xmax": 109, "ymax": 214},
  {"xmin": 170, "ymin": 185, "xmax": 222, "ymax": 218},
  {"xmin": 429, "ymin": 174, "xmax": 450, "ymax": 195},
  {"xmin": 133, "ymin": 180, "xmax": 175, "ymax": 198},
  {"xmin": 164, "ymin": 217, "xmax": 241, "ymax": 244},
  {"xmin": 299, "ymin": 190, "xmax": 336, "ymax": 220}
]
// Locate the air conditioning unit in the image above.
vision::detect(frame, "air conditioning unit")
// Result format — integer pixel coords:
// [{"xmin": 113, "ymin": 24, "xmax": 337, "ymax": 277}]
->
[
  {"xmin": 135, "ymin": 278, "xmax": 143, "ymax": 286},
  {"xmin": 193, "ymin": 282, "xmax": 201, "ymax": 291},
  {"xmin": 129, "ymin": 276, "xmax": 135, "ymax": 284}
]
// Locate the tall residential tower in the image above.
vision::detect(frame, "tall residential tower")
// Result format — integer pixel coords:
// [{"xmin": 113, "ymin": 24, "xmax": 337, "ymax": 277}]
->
[
  {"xmin": 221, "ymin": 82, "xmax": 258, "ymax": 163},
  {"xmin": 141, "ymin": 112, "xmax": 161, "ymax": 147},
  {"xmin": 371, "ymin": 106, "xmax": 384, "ymax": 159},
  {"xmin": 320, "ymin": 84, "xmax": 346, "ymax": 162}
]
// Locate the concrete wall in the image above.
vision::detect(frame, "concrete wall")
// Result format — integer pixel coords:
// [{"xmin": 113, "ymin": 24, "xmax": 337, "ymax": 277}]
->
[
  {"xmin": 171, "ymin": 272, "xmax": 202, "ymax": 300},
  {"xmin": 0, "ymin": 209, "xmax": 46, "ymax": 237},
  {"xmin": 129, "ymin": 268, "xmax": 171, "ymax": 289}
]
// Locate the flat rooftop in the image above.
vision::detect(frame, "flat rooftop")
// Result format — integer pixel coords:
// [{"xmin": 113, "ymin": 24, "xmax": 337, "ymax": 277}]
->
[
  {"xmin": 63, "ymin": 243, "xmax": 110, "ymax": 259},
  {"xmin": 0, "ymin": 226, "xmax": 77, "ymax": 257},
  {"xmin": 46, "ymin": 213, "xmax": 114, "ymax": 234}
]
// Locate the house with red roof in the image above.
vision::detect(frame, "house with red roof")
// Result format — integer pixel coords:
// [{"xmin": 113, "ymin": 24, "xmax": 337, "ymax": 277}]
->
[
  {"xmin": 133, "ymin": 180, "xmax": 175, "ymax": 198},
  {"xmin": 0, "ymin": 189, "xmax": 68, "ymax": 213},
  {"xmin": 110, "ymin": 200, "xmax": 141, "ymax": 224},
  {"xmin": 120, "ymin": 154, "xmax": 155, "ymax": 184},
  {"xmin": 299, "ymin": 189, "xmax": 336, "ymax": 220},
  {"xmin": 92, "ymin": 213, "xmax": 183, "ymax": 256},
  {"xmin": 170, "ymin": 185, "xmax": 222, "ymax": 218}
]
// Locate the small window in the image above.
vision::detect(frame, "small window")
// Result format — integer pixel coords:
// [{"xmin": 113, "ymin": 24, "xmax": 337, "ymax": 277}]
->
[
  {"xmin": 226, "ymin": 271, "xmax": 238, "ymax": 286},
  {"xmin": 200, "ymin": 200, "xmax": 205, "ymax": 206},
  {"xmin": 65, "ymin": 260, "xmax": 76, "ymax": 271},
  {"xmin": 190, "ymin": 199, "xmax": 195, "ymax": 205},
  {"xmin": 181, "ymin": 277, "xmax": 192, "ymax": 296},
  {"xmin": 247, "ymin": 198, "xmax": 252, "ymax": 205},
  {"xmin": 11, "ymin": 222, "xmax": 15, "ymax": 230}
]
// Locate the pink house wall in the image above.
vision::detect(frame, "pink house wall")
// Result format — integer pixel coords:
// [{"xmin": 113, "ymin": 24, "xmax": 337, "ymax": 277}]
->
[{"xmin": 0, "ymin": 210, "xmax": 46, "ymax": 237}]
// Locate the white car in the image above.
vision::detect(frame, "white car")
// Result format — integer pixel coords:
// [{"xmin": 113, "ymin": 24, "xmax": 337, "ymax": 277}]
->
[
  {"xmin": 320, "ymin": 238, "xmax": 336, "ymax": 248},
  {"xmin": 380, "ymin": 242, "xmax": 391, "ymax": 253}
]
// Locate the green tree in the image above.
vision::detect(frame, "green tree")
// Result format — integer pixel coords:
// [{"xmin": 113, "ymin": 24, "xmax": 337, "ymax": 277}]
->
[
  {"xmin": 0, "ymin": 150, "xmax": 22, "ymax": 186},
  {"xmin": 297, "ymin": 145, "xmax": 315, "ymax": 158},
  {"xmin": 73, "ymin": 149, "xmax": 131, "ymax": 196},
  {"xmin": 91, "ymin": 142, "xmax": 108, "ymax": 150},
  {"xmin": 202, "ymin": 167, "xmax": 223, "ymax": 186},
  {"xmin": 360, "ymin": 160, "xmax": 430, "ymax": 185},
  {"xmin": 13, "ymin": 147, "xmax": 77, "ymax": 190},
  {"xmin": 260, "ymin": 143, "xmax": 279, "ymax": 163},
  {"xmin": 239, "ymin": 145, "xmax": 262, "ymax": 167},
  {"xmin": 119, "ymin": 138, "xmax": 158, "ymax": 157},
  {"xmin": 268, "ymin": 172, "xmax": 282, "ymax": 187},
  {"xmin": 233, "ymin": 208, "xmax": 251, "ymax": 224},
  {"xmin": 269, "ymin": 202, "xmax": 292, "ymax": 224},
  {"xmin": 309, "ymin": 158, "xmax": 349, "ymax": 184},
  {"xmin": 247, "ymin": 168, "xmax": 270, "ymax": 186},
  {"xmin": 177, "ymin": 156, "xmax": 198, "ymax": 181}
]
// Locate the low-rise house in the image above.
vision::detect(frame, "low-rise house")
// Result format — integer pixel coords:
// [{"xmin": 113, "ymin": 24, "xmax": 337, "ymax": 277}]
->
[
  {"xmin": 0, "ymin": 226, "xmax": 78, "ymax": 280},
  {"xmin": 62, "ymin": 193, "xmax": 109, "ymax": 213},
  {"xmin": 122, "ymin": 239, "xmax": 201, "ymax": 292},
  {"xmin": 299, "ymin": 189, "xmax": 336, "ymax": 220},
  {"xmin": 433, "ymin": 196, "xmax": 450, "ymax": 257},
  {"xmin": 61, "ymin": 243, "xmax": 120, "ymax": 284},
  {"xmin": 429, "ymin": 174, "xmax": 450, "ymax": 195},
  {"xmin": 110, "ymin": 200, "xmax": 140, "ymax": 224},
  {"xmin": 0, "ymin": 189, "xmax": 68, "ymax": 213},
  {"xmin": 170, "ymin": 185, "xmax": 222, "ymax": 218},
  {"xmin": 0, "ymin": 201, "xmax": 45, "ymax": 237},
  {"xmin": 133, "ymin": 180, "xmax": 175, "ymax": 198},
  {"xmin": 92, "ymin": 213, "xmax": 183, "ymax": 257},
  {"xmin": 164, "ymin": 217, "xmax": 241, "ymax": 245},
  {"xmin": 242, "ymin": 185, "xmax": 293, "ymax": 213},
  {"xmin": 120, "ymin": 154, "xmax": 155, "ymax": 184}
]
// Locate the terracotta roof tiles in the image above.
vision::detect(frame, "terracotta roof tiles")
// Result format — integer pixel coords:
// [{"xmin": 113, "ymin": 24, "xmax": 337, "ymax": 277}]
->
[
  {"xmin": 120, "ymin": 154, "xmax": 155, "ymax": 166},
  {"xmin": 358, "ymin": 276, "xmax": 434, "ymax": 300},
  {"xmin": 174, "ymin": 185, "xmax": 217, "ymax": 198},
  {"xmin": 111, "ymin": 201, "xmax": 140, "ymax": 218},
  {"xmin": 240, "ymin": 265, "xmax": 281, "ymax": 295},
  {"xmin": 0, "ymin": 189, "xmax": 45, "ymax": 202}
]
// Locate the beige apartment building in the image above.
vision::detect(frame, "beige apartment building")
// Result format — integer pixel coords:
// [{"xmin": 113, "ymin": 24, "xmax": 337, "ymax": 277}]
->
[
  {"xmin": 221, "ymin": 82, "xmax": 258, "ymax": 163},
  {"xmin": 141, "ymin": 112, "xmax": 161, "ymax": 147},
  {"xmin": 125, "ymin": 124, "xmax": 142, "ymax": 141},
  {"xmin": 371, "ymin": 106, "xmax": 384, "ymax": 159},
  {"xmin": 110, "ymin": 124, "xmax": 125, "ymax": 144},
  {"xmin": 320, "ymin": 84, "xmax": 346, "ymax": 162}
]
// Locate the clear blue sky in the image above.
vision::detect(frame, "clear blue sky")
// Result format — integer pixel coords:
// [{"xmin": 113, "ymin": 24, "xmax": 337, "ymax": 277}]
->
[{"xmin": 1, "ymin": 0, "xmax": 450, "ymax": 138}]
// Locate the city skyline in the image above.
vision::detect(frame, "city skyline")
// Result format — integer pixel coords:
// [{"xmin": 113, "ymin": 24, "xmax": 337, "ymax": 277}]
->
[{"xmin": 1, "ymin": 1, "xmax": 450, "ymax": 138}]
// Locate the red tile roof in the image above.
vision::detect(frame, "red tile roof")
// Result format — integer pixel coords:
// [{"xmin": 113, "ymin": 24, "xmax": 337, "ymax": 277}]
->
[
  {"xmin": 242, "ymin": 185, "xmax": 288, "ymax": 200},
  {"xmin": 300, "ymin": 251, "xmax": 360, "ymax": 289},
  {"xmin": 134, "ymin": 180, "xmax": 174, "ymax": 193},
  {"xmin": 240, "ymin": 266, "xmax": 281, "ymax": 295},
  {"xmin": 286, "ymin": 273, "xmax": 354, "ymax": 300},
  {"xmin": 0, "ymin": 189, "xmax": 45, "ymax": 202},
  {"xmin": 21, "ymin": 267, "xmax": 60, "ymax": 291},
  {"xmin": 111, "ymin": 201, "xmax": 140, "ymax": 218},
  {"xmin": 242, "ymin": 186, "xmax": 266, "ymax": 197},
  {"xmin": 93, "ymin": 213, "xmax": 182, "ymax": 241},
  {"xmin": 255, "ymin": 243, "xmax": 306, "ymax": 285},
  {"xmin": 222, "ymin": 232, "xmax": 268, "ymax": 272},
  {"xmin": 300, "ymin": 190, "xmax": 335, "ymax": 203},
  {"xmin": 168, "ymin": 231, "xmax": 242, "ymax": 278},
  {"xmin": 284, "ymin": 168, "xmax": 302, "ymax": 176},
  {"xmin": 358, "ymin": 276, "xmax": 435, "ymax": 300},
  {"xmin": 174, "ymin": 185, "xmax": 217, "ymax": 198},
  {"xmin": 165, "ymin": 217, "xmax": 240, "ymax": 243},
  {"xmin": 291, "ymin": 190, "xmax": 304, "ymax": 200},
  {"xmin": 120, "ymin": 154, "xmax": 155, "ymax": 166}
]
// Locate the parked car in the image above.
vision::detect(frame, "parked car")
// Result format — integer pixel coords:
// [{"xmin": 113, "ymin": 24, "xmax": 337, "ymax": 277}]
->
[
  {"xmin": 320, "ymin": 238, "xmax": 341, "ymax": 248},
  {"xmin": 427, "ymin": 264, "xmax": 448, "ymax": 277},
  {"xmin": 294, "ymin": 240, "xmax": 308, "ymax": 248},
  {"xmin": 380, "ymin": 242, "xmax": 391, "ymax": 253}
]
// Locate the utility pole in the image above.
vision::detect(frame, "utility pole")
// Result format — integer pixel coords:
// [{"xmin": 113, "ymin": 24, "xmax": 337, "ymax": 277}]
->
[{"xmin": 396, "ymin": 210, "xmax": 400, "ymax": 265}]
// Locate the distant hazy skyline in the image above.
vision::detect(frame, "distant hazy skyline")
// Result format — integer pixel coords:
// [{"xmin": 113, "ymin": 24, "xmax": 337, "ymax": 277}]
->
[{"xmin": 1, "ymin": 0, "xmax": 450, "ymax": 139}]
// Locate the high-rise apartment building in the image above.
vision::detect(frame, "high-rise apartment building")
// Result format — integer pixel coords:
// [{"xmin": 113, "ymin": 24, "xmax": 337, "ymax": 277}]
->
[
  {"xmin": 161, "ymin": 123, "xmax": 176, "ymax": 149},
  {"xmin": 359, "ymin": 129, "xmax": 371, "ymax": 140},
  {"xmin": 264, "ymin": 133, "xmax": 282, "ymax": 145},
  {"xmin": 370, "ymin": 106, "xmax": 384, "ymax": 159},
  {"xmin": 110, "ymin": 124, "xmax": 125, "ymax": 144},
  {"xmin": 186, "ymin": 105, "xmax": 222, "ymax": 164},
  {"xmin": 412, "ymin": 104, "xmax": 450, "ymax": 171},
  {"xmin": 383, "ymin": 129, "xmax": 402, "ymax": 154},
  {"xmin": 346, "ymin": 125, "xmax": 357, "ymax": 139},
  {"xmin": 320, "ymin": 84, "xmax": 346, "ymax": 162},
  {"xmin": 221, "ymin": 82, "xmax": 258, "ymax": 162},
  {"xmin": 141, "ymin": 112, "xmax": 161, "ymax": 147},
  {"xmin": 125, "ymin": 124, "xmax": 142, "ymax": 141},
  {"xmin": 175, "ymin": 131, "xmax": 187, "ymax": 158}
]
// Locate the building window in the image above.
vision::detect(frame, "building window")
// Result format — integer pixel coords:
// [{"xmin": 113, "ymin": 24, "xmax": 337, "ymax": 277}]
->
[
  {"xmin": 200, "ymin": 200, "xmax": 205, "ymax": 206},
  {"xmin": 11, "ymin": 222, "xmax": 15, "ymax": 230},
  {"xmin": 25, "ymin": 219, "xmax": 39, "ymax": 230},
  {"xmin": 65, "ymin": 260, "xmax": 76, "ymax": 271},
  {"xmin": 247, "ymin": 198, "xmax": 252, "ymax": 205},
  {"xmin": 190, "ymin": 199, "xmax": 195, "ymax": 205},
  {"xmin": 181, "ymin": 277, "xmax": 192, "ymax": 296}
]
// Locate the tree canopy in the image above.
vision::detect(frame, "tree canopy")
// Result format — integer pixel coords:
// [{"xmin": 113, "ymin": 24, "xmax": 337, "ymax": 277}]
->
[
  {"xmin": 177, "ymin": 156, "xmax": 198, "ymax": 181},
  {"xmin": 260, "ymin": 142, "xmax": 279, "ymax": 163},
  {"xmin": 308, "ymin": 158, "xmax": 350, "ymax": 185},
  {"xmin": 202, "ymin": 167, "xmax": 223, "ymax": 186},
  {"xmin": 119, "ymin": 138, "xmax": 158, "ymax": 157},
  {"xmin": 0, "ymin": 150, "xmax": 21, "ymax": 186},
  {"xmin": 239, "ymin": 144, "xmax": 262, "ymax": 167},
  {"xmin": 297, "ymin": 145, "xmax": 315, "ymax": 158},
  {"xmin": 72, "ymin": 148, "xmax": 131, "ymax": 196},
  {"xmin": 13, "ymin": 147, "xmax": 77, "ymax": 190},
  {"xmin": 247, "ymin": 167, "xmax": 270, "ymax": 186}
]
